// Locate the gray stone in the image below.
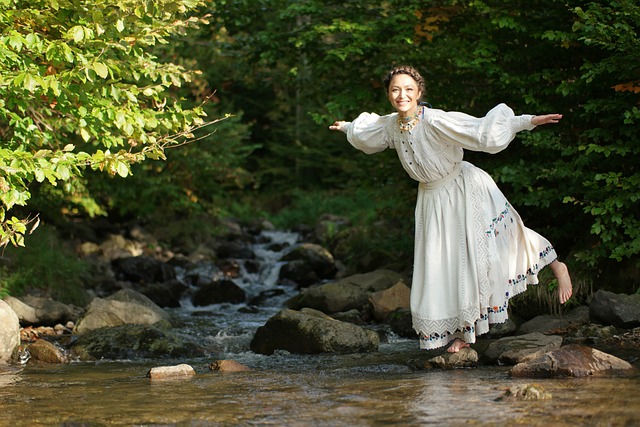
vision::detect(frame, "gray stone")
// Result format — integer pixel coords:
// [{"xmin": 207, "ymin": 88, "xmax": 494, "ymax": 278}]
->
[
  {"xmin": 287, "ymin": 269, "xmax": 403, "ymax": 314},
  {"xmin": 4, "ymin": 295, "xmax": 79, "ymax": 326},
  {"xmin": 427, "ymin": 347, "xmax": 478, "ymax": 369},
  {"xmin": 518, "ymin": 306, "xmax": 590, "ymax": 335},
  {"xmin": 74, "ymin": 289, "xmax": 170, "ymax": 334},
  {"xmin": 250, "ymin": 308, "xmax": 379, "ymax": 355},
  {"xmin": 279, "ymin": 243, "xmax": 337, "ymax": 287},
  {"xmin": 589, "ymin": 290, "xmax": 640, "ymax": 328},
  {"xmin": 483, "ymin": 332, "xmax": 563, "ymax": 365},
  {"xmin": 510, "ymin": 344, "xmax": 634, "ymax": 378},
  {"xmin": 0, "ymin": 300, "xmax": 20, "ymax": 364}
]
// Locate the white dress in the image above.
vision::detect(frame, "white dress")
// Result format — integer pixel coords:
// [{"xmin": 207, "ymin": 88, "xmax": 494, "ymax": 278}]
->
[{"xmin": 342, "ymin": 103, "xmax": 557, "ymax": 349}]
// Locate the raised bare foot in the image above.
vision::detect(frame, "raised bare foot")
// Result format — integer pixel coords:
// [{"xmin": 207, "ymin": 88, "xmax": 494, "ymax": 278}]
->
[
  {"xmin": 551, "ymin": 260, "xmax": 573, "ymax": 304},
  {"xmin": 447, "ymin": 338, "xmax": 470, "ymax": 353}
]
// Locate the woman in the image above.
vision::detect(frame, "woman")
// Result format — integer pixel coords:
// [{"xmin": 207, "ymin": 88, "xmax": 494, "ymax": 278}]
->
[{"xmin": 329, "ymin": 65, "xmax": 572, "ymax": 353}]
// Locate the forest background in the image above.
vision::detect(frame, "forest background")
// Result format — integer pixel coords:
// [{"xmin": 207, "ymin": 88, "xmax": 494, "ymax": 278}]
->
[{"xmin": 1, "ymin": 0, "xmax": 638, "ymax": 310}]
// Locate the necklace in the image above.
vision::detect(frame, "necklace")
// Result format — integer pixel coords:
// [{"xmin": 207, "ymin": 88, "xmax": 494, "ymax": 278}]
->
[{"xmin": 397, "ymin": 107, "xmax": 421, "ymax": 132}]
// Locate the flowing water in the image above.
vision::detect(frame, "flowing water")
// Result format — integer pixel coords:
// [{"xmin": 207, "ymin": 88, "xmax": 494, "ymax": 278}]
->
[{"xmin": 1, "ymin": 230, "xmax": 639, "ymax": 426}]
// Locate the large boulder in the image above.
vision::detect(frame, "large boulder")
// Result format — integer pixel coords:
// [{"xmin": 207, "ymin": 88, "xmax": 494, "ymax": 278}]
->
[
  {"xmin": 278, "ymin": 243, "xmax": 338, "ymax": 287},
  {"xmin": 287, "ymin": 269, "xmax": 404, "ymax": 314},
  {"xmin": 518, "ymin": 306, "xmax": 590, "ymax": 335},
  {"xmin": 3, "ymin": 295, "xmax": 79, "ymax": 326},
  {"xmin": 0, "ymin": 300, "xmax": 20, "ymax": 364},
  {"xmin": 589, "ymin": 290, "xmax": 640, "ymax": 328},
  {"xmin": 368, "ymin": 280, "xmax": 411, "ymax": 322},
  {"xmin": 70, "ymin": 324, "xmax": 205, "ymax": 360},
  {"xmin": 482, "ymin": 332, "xmax": 563, "ymax": 365},
  {"xmin": 191, "ymin": 279, "xmax": 246, "ymax": 306},
  {"xmin": 74, "ymin": 289, "xmax": 170, "ymax": 334},
  {"xmin": 111, "ymin": 255, "xmax": 176, "ymax": 284},
  {"xmin": 510, "ymin": 344, "xmax": 634, "ymax": 378},
  {"xmin": 250, "ymin": 308, "xmax": 379, "ymax": 355}
]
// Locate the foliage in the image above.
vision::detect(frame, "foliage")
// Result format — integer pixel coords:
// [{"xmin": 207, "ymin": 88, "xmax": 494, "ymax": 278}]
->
[
  {"xmin": 0, "ymin": 0, "xmax": 212, "ymax": 247},
  {"xmin": 0, "ymin": 224, "xmax": 88, "ymax": 305}
]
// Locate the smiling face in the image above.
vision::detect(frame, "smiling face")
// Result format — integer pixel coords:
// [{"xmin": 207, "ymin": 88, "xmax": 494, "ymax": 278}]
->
[{"xmin": 387, "ymin": 74, "xmax": 423, "ymax": 117}]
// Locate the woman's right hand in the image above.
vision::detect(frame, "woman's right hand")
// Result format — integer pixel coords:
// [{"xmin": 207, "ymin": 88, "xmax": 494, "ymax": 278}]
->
[{"xmin": 329, "ymin": 121, "xmax": 348, "ymax": 131}]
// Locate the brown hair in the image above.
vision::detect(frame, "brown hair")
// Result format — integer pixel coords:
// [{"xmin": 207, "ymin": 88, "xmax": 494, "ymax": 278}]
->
[{"xmin": 383, "ymin": 65, "xmax": 425, "ymax": 96}]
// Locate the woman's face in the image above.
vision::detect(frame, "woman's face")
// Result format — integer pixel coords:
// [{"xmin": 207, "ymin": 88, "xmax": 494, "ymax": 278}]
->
[{"xmin": 387, "ymin": 74, "xmax": 422, "ymax": 116}]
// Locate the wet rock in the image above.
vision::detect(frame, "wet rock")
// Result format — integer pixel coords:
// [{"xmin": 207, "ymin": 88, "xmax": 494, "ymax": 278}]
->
[
  {"xmin": 482, "ymin": 332, "xmax": 563, "ymax": 365},
  {"xmin": 139, "ymin": 279, "xmax": 188, "ymax": 308},
  {"xmin": 250, "ymin": 308, "xmax": 379, "ymax": 355},
  {"xmin": 510, "ymin": 344, "xmax": 634, "ymax": 378},
  {"xmin": 279, "ymin": 243, "xmax": 338, "ymax": 287},
  {"xmin": 0, "ymin": 300, "xmax": 20, "ymax": 364},
  {"xmin": 216, "ymin": 239, "xmax": 255, "ymax": 259},
  {"xmin": 286, "ymin": 270, "xmax": 404, "ymax": 314},
  {"xmin": 191, "ymin": 279, "xmax": 246, "ymax": 306},
  {"xmin": 3, "ymin": 295, "xmax": 79, "ymax": 327},
  {"xmin": 209, "ymin": 360, "xmax": 251, "ymax": 372},
  {"xmin": 71, "ymin": 324, "xmax": 205, "ymax": 360},
  {"xmin": 111, "ymin": 255, "xmax": 176, "ymax": 284},
  {"xmin": 386, "ymin": 308, "xmax": 415, "ymax": 339},
  {"xmin": 147, "ymin": 364, "xmax": 196, "ymax": 380},
  {"xmin": 487, "ymin": 318, "xmax": 518, "ymax": 337},
  {"xmin": 496, "ymin": 384, "xmax": 552, "ymax": 401},
  {"xmin": 518, "ymin": 306, "xmax": 590, "ymax": 335},
  {"xmin": 27, "ymin": 339, "xmax": 69, "ymax": 364},
  {"xmin": 249, "ymin": 289, "xmax": 286, "ymax": 307},
  {"xmin": 74, "ymin": 289, "xmax": 170, "ymax": 334},
  {"xmin": 369, "ymin": 280, "xmax": 410, "ymax": 322},
  {"xmin": 589, "ymin": 290, "xmax": 640, "ymax": 328},
  {"xmin": 331, "ymin": 308, "xmax": 367, "ymax": 325},
  {"xmin": 426, "ymin": 347, "xmax": 478, "ymax": 369}
]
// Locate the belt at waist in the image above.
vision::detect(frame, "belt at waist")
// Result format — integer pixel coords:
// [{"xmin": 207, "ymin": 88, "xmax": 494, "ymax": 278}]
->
[{"xmin": 419, "ymin": 162, "xmax": 463, "ymax": 191}]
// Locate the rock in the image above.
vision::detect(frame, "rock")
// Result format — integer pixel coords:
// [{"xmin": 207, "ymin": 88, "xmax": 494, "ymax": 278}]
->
[
  {"xmin": 139, "ymin": 279, "xmax": 188, "ymax": 308},
  {"xmin": 483, "ymin": 332, "xmax": 563, "ymax": 365},
  {"xmin": 510, "ymin": 344, "xmax": 634, "ymax": 378},
  {"xmin": 495, "ymin": 384, "xmax": 552, "ymax": 401},
  {"xmin": 147, "ymin": 364, "xmax": 196, "ymax": 380},
  {"xmin": 74, "ymin": 289, "xmax": 170, "ymax": 334},
  {"xmin": 589, "ymin": 290, "xmax": 640, "ymax": 328},
  {"xmin": 111, "ymin": 255, "xmax": 176, "ymax": 284},
  {"xmin": 427, "ymin": 347, "xmax": 478, "ymax": 369},
  {"xmin": 518, "ymin": 306, "xmax": 590, "ymax": 335},
  {"xmin": 191, "ymin": 279, "xmax": 246, "ymax": 306},
  {"xmin": 287, "ymin": 270, "xmax": 404, "ymax": 314},
  {"xmin": 0, "ymin": 300, "xmax": 20, "ymax": 364},
  {"xmin": 331, "ymin": 308, "xmax": 366, "ymax": 325},
  {"xmin": 250, "ymin": 308, "xmax": 379, "ymax": 355},
  {"xmin": 386, "ymin": 308, "xmax": 416, "ymax": 339},
  {"xmin": 209, "ymin": 360, "xmax": 251, "ymax": 372},
  {"xmin": 279, "ymin": 243, "xmax": 338, "ymax": 287},
  {"xmin": 27, "ymin": 339, "xmax": 69, "ymax": 363},
  {"xmin": 487, "ymin": 319, "xmax": 518, "ymax": 337},
  {"xmin": 216, "ymin": 239, "xmax": 255, "ymax": 259},
  {"xmin": 4, "ymin": 295, "xmax": 79, "ymax": 326},
  {"xmin": 368, "ymin": 280, "xmax": 410, "ymax": 322},
  {"xmin": 70, "ymin": 324, "xmax": 205, "ymax": 360}
]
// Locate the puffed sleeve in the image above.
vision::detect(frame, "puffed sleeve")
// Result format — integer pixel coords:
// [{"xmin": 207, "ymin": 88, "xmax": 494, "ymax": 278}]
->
[
  {"xmin": 342, "ymin": 112, "xmax": 392, "ymax": 154},
  {"xmin": 427, "ymin": 103, "xmax": 536, "ymax": 154}
]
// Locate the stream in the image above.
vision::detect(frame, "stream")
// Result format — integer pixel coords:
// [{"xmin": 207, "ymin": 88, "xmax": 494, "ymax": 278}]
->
[{"xmin": 1, "ymin": 230, "xmax": 639, "ymax": 426}]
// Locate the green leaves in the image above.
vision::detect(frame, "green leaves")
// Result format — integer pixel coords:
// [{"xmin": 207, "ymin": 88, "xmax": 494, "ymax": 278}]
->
[{"xmin": 0, "ymin": 0, "xmax": 210, "ymax": 247}]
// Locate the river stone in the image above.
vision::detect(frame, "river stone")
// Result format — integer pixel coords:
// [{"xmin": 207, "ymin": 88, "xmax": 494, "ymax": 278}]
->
[
  {"xmin": 510, "ymin": 344, "xmax": 634, "ymax": 378},
  {"xmin": 0, "ymin": 300, "xmax": 20, "ymax": 364},
  {"xmin": 250, "ymin": 308, "xmax": 379, "ymax": 355},
  {"xmin": 74, "ymin": 289, "xmax": 170, "ymax": 334},
  {"xmin": 482, "ymin": 332, "xmax": 563, "ymax": 365},
  {"xmin": 111, "ymin": 255, "xmax": 176, "ymax": 284},
  {"xmin": 28, "ymin": 339, "xmax": 69, "ymax": 364},
  {"xmin": 209, "ymin": 360, "xmax": 251, "ymax": 372},
  {"xmin": 589, "ymin": 290, "xmax": 640, "ymax": 328},
  {"xmin": 279, "ymin": 243, "xmax": 338, "ymax": 287},
  {"xmin": 495, "ymin": 384, "xmax": 552, "ymax": 401},
  {"xmin": 369, "ymin": 280, "xmax": 410, "ymax": 322},
  {"xmin": 191, "ymin": 279, "xmax": 246, "ymax": 306},
  {"xmin": 70, "ymin": 324, "xmax": 205, "ymax": 360},
  {"xmin": 147, "ymin": 364, "xmax": 196, "ymax": 380},
  {"xmin": 286, "ymin": 269, "xmax": 404, "ymax": 314},
  {"xmin": 518, "ymin": 306, "xmax": 590, "ymax": 335},
  {"xmin": 427, "ymin": 347, "xmax": 478, "ymax": 369},
  {"xmin": 4, "ymin": 295, "xmax": 79, "ymax": 327}
]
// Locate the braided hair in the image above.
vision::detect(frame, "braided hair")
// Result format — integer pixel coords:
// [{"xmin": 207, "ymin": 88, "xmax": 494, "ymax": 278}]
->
[{"xmin": 383, "ymin": 65, "xmax": 426, "ymax": 96}]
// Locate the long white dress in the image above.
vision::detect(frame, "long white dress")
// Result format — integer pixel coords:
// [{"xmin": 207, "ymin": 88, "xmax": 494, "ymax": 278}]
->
[{"xmin": 342, "ymin": 103, "xmax": 557, "ymax": 350}]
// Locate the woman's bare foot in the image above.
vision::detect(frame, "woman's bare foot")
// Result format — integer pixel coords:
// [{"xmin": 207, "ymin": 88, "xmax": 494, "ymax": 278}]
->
[
  {"xmin": 447, "ymin": 338, "xmax": 470, "ymax": 353},
  {"xmin": 550, "ymin": 260, "xmax": 573, "ymax": 304}
]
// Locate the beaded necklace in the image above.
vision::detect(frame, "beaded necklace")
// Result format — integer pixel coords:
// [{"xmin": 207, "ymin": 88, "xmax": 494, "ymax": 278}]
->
[{"xmin": 397, "ymin": 106, "xmax": 421, "ymax": 132}]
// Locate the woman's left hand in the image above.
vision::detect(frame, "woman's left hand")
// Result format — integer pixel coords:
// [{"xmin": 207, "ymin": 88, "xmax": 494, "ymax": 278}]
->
[{"xmin": 531, "ymin": 114, "xmax": 563, "ymax": 126}]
